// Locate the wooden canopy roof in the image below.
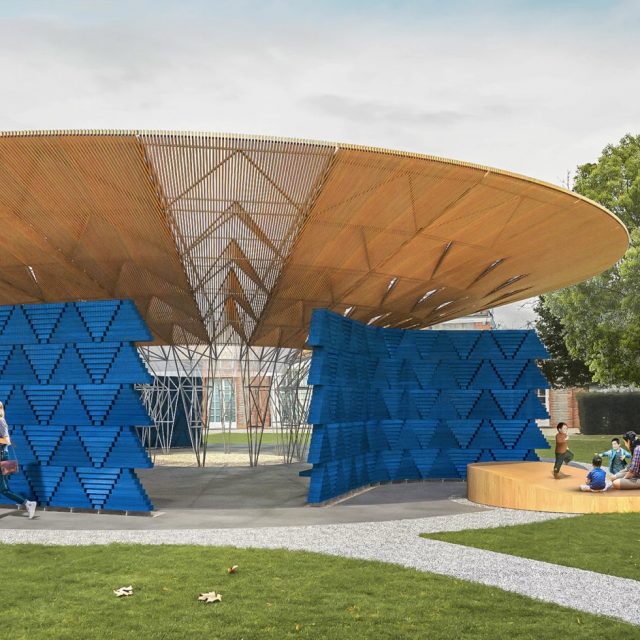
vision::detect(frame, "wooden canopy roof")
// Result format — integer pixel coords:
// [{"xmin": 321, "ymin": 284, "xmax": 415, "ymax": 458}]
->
[{"xmin": 0, "ymin": 130, "xmax": 628, "ymax": 347}]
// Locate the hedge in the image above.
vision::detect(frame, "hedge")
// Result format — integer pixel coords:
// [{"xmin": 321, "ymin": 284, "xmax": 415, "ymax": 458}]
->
[{"xmin": 577, "ymin": 391, "xmax": 640, "ymax": 435}]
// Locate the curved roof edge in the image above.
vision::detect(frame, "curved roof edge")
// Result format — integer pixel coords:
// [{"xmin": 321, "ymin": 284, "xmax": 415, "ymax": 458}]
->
[{"xmin": 0, "ymin": 128, "xmax": 629, "ymax": 245}]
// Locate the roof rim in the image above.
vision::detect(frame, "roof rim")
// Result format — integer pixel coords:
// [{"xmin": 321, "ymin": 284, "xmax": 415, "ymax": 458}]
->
[{"xmin": 0, "ymin": 128, "xmax": 629, "ymax": 244}]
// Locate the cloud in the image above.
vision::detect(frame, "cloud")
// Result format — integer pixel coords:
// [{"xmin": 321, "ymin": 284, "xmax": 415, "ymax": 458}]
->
[
  {"xmin": 300, "ymin": 94, "xmax": 509, "ymax": 126},
  {"xmin": 0, "ymin": 0, "xmax": 637, "ymax": 185}
]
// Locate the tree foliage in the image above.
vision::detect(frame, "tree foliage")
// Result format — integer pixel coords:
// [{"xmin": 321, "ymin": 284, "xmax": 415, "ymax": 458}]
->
[
  {"xmin": 534, "ymin": 296, "xmax": 592, "ymax": 388},
  {"xmin": 540, "ymin": 134, "xmax": 640, "ymax": 385}
]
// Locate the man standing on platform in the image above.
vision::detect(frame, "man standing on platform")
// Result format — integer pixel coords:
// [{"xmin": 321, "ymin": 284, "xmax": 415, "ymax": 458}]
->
[{"xmin": 553, "ymin": 422, "xmax": 574, "ymax": 479}]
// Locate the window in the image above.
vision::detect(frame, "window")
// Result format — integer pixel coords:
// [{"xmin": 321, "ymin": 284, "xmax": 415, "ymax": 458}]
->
[{"xmin": 210, "ymin": 378, "xmax": 236, "ymax": 422}]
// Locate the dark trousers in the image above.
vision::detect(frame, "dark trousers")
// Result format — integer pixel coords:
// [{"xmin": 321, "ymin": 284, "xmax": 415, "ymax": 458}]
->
[
  {"xmin": 0, "ymin": 447, "xmax": 25, "ymax": 505},
  {"xmin": 554, "ymin": 450, "xmax": 574, "ymax": 474}
]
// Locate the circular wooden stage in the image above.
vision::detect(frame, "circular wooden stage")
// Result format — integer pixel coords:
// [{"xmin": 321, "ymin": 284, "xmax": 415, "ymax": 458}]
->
[{"xmin": 468, "ymin": 461, "xmax": 640, "ymax": 513}]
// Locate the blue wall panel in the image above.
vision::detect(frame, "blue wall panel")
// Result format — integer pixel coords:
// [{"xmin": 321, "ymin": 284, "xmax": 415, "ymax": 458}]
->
[
  {"xmin": 306, "ymin": 309, "xmax": 550, "ymax": 503},
  {"xmin": 0, "ymin": 300, "xmax": 154, "ymax": 512}
]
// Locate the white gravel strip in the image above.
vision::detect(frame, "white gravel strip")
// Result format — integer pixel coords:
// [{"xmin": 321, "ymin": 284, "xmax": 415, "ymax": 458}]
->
[{"xmin": 2, "ymin": 508, "xmax": 638, "ymax": 626}]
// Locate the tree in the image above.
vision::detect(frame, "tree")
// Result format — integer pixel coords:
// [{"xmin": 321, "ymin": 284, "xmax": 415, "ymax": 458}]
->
[
  {"xmin": 540, "ymin": 134, "xmax": 640, "ymax": 385},
  {"xmin": 534, "ymin": 295, "xmax": 592, "ymax": 388}
]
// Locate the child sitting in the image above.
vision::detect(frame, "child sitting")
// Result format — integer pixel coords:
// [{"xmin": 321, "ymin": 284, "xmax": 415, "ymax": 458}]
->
[
  {"xmin": 597, "ymin": 438, "xmax": 631, "ymax": 475},
  {"xmin": 580, "ymin": 455, "xmax": 608, "ymax": 492}
]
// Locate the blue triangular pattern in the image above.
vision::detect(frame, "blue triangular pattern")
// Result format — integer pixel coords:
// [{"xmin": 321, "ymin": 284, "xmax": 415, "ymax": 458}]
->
[
  {"xmin": 515, "ymin": 390, "xmax": 549, "ymax": 420},
  {"xmin": 6, "ymin": 387, "xmax": 38, "ymax": 423},
  {"xmin": 477, "ymin": 449, "xmax": 495, "ymax": 462},
  {"xmin": 25, "ymin": 425, "xmax": 65, "ymax": 464},
  {"xmin": 516, "ymin": 332, "xmax": 549, "ymax": 359},
  {"xmin": 51, "ymin": 387, "xmax": 92, "ymax": 425},
  {"xmin": 26, "ymin": 466, "xmax": 65, "ymax": 504},
  {"xmin": 450, "ymin": 332, "xmax": 480, "ymax": 359},
  {"xmin": 49, "ymin": 345, "xmax": 92, "ymax": 384},
  {"xmin": 491, "ymin": 361, "xmax": 527, "ymax": 389},
  {"xmin": 411, "ymin": 449, "xmax": 438, "ymax": 476},
  {"xmin": 491, "ymin": 420, "xmax": 528, "ymax": 448},
  {"xmin": 76, "ymin": 344, "xmax": 119, "ymax": 383},
  {"xmin": 1, "ymin": 346, "xmax": 38, "ymax": 383},
  {"xmin": 430, "ymin": 362, "xmax": 459, "ymax": 389},
  {"xmin": 0, "ymin": 308, "xmax": 12, "ymax": 336},
  {"xmin": 22, "ymin": 304, "xmax": 65, "ymax": 343},
  {"xmin": 451, "ymin": 362, "xmax": 480, "ymax": 389},
  {"xmin": 0, "ymin": 346, "xmax": 13, "ymax": 372},
  {"xmin": 413, "ymin": 332, "xmax": 439, "ymax": 359},
  {"xmin": 397, "ymin": 451, "xmax": 421, "ymax": 480},
  {"xmin": 469, "ymin": 390, "xmax": 505, "ymax": 419},
  {"xmin": 448, "ymin": 449, "xmax": 480, "ymax": 478},
  {"xmin": 23, "ymin": 386, "xmax": 65, "ymax": 423},
  {"xmin": 76, "ymin": 468, "xmax": 120, "ymax": 509},
  {"xmin": 492, "ymin": 390, "xmax": 528, "ymax": 419},
  {"xmin": 448, "ymin": 390, "xmax": 481, "ymax": 419},
  {"xmin": 515, "ymin": 423, "xmax": 549, "ymax": 450},
  {"xmin": 448, "ymin": 420, "xmax": 481, "ymax": 448},
  {"xmin": 104, "ymin": 427, "xmax": 152, "ymax": 468},
  {"xmin": 76, "ymin": 385, "xmax": 120, "ymax": 424},
  {"xmin": 0, "ymin": 307, "xmax": 38, "ymax": 344},
  {"xmin": 398, "ymin": 422, "xmax": 421, "ymax": 449},
  {"xmin": 23, "ymin": 344, "xmax": 65, "ymax": 383},
  {"xmin": 50, "ymin": 305, "xmax": 92, "ymax": 343},
  {"xmin": 77, "ymin": 426, "xmax": 117, "ymax": 466},
  {"xmin": 48, "ymin": 469, "xmax": 93, "ymax": 508},
  {"xmin": 76, "ymin": 301, "xmax": 120, "ymax": 340},
  {"xmin": 106, "ymin": 386, "xmax": 152, "ymax": 425},
  {"xmin": 470, "ymin": 361, "xmax": 504, "ymax": 389},
  {"xmin": 305, "ymin": 311, "xmax": 551, "ymax": 503},
  {"xmin": 3, "ymin": 425, "xmax": 37, "ymax": 464},
  {"xmin": 514, "ymin": 361, "xmax": 549, "ymax": 389},
  {"xmin": 493, "ymin": 331, "xmax": 527, "ymax": 358},
  {"xmin": 469, "ymin": 423, "xmax": 503, "ymax": 449},
  {"xmin": 429, "ymin": 449, "xmax": 460, "ymax": 478},
  {"xmin": 49, "ymin": 427, "xmax": 93, "ymax": 467},
  {"xmin": 469, "ymin": 332, "xmax": 504, "ymax": 360},
  {"xmin": 103, "ymin": 301, "xmax": 152, "ymax": 342}
]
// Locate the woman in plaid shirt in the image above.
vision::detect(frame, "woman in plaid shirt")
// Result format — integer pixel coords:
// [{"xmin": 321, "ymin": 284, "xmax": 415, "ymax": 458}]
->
[{"xmin": 611, "ymin": 431, "xmax": 640, "ymax": 490}]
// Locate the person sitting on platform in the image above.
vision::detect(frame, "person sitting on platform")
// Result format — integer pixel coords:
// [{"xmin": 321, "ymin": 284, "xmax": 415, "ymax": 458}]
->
[
  {"xmin": 553, "ymin": 422, "xmax": 574, "ymax": 479},
  {"xmin": 580, "ymin": 455, "xmax": 608, "ymax": 492},
  {"xmin": 610, "ymin": 431, "xmax": 640, "ymax": 490},
  {"xmin": 597, "ymin": 438, "xmax": 631, "ymax": 476}
]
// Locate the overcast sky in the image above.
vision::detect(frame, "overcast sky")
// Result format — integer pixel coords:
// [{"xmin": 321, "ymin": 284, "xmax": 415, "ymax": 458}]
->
[{"xmin": 1, "ymin": 0, "xmax": 637, "ymax": 328}]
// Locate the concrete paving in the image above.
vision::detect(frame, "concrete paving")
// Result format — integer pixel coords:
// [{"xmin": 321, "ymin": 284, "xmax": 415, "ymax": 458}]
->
[{"xmin": 0, "ymin": 463, "xmax": 485, "ymax": 530}]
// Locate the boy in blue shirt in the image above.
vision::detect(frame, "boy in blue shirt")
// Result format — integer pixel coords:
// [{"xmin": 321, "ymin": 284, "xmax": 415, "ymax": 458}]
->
[
  {"xmin": 597, "ymin": 438, "xmax": 631, "ymax": 475},
  {"xmin": 580, "ymin": 455, "xmax": 608, "ymax": 492}
]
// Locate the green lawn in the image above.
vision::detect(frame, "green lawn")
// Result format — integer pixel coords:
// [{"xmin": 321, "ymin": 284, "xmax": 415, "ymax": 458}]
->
[
  {"xmin": 3, "ymin": 545, "xmax": 635, "ymax": 639},
  {"xmin": 422, "ymin": 513, "xmax": 640, "ymax": 581},
  {"xmin": 536, "ymin": 434, "xmax": 622, "ymax": 465},
  {"xmin": 207, "ymin": 432, "xmax": 280, "ymax": 445}
]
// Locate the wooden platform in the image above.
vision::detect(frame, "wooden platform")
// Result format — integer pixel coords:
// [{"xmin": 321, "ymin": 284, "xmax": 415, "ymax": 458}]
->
[{"xmin": 467, "ymin": 461, "xmax": 640, "ymax": 513}]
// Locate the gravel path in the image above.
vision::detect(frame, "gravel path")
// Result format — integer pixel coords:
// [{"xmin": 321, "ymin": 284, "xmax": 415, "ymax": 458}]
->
[{"xmin": 2, "ymin": 508, "xmax": 638, "ymax": 626}]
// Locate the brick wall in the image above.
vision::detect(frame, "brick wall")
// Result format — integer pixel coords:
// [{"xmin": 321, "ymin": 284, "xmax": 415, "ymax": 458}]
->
[{"xmin": 548, "ymin": 387, "xmax": 582, "ymax": 430}]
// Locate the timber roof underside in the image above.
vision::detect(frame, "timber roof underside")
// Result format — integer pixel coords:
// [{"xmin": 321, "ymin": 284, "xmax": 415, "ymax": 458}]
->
[{"xmin": 0, "ymin": 131, "xmax": 628, "ymax": 347}]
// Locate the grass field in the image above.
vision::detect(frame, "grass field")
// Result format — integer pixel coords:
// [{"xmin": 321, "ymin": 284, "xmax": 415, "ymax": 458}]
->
[
  {"xmin": 206, "ymin": 432, "xmax": 280, "ymax": 445},
  {"xmin": 3, "ymin": 544, "xmax": 636, "ymax": 639},
  {"xmin": 422, "ymin": 513, "xmax": 640, "ymax": 580},
  {"xmin": 536, "ymin": 434, "xmax": 624, "ymax": 465}
]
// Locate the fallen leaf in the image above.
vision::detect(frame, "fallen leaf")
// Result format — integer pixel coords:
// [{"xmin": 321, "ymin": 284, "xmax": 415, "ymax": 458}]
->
[
  {"xmin": 114, "ymin": 586, "xmax": 133, "ymax": 597},
  {"xmin": 198, "ymin": 591, "xmax": 222, "ymax": 603},
  {"xmin": 227, "ymin": 565, "xmax": 238, "ymax": 574}
]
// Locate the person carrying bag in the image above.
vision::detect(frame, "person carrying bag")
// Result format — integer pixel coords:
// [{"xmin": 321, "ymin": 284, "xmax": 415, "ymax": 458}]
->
[{"xmin": 0, "ymin": 401, "xmax": 37, "ymax": 519}]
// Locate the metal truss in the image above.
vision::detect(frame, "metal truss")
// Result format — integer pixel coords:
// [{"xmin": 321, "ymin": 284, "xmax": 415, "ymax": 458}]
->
[{"xmin": 137, "ymin": 343, "xmax": 313, "ymax": 467}]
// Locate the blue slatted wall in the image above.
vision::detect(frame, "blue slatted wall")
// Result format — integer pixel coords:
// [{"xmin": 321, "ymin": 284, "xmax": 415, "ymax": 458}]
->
[
  {"xmin": 306, "ymin": 309, "xmax": 550, "ymax": 503},
  {"xmin": 0, "ymin": 300, "xmax": 154, "ymax": 512}
]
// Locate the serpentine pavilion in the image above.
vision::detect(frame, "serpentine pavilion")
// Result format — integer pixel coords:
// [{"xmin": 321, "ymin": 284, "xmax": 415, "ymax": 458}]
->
[{"xmin": 0, "ymin": 130, "xmax": 628, "ymax": 490}]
